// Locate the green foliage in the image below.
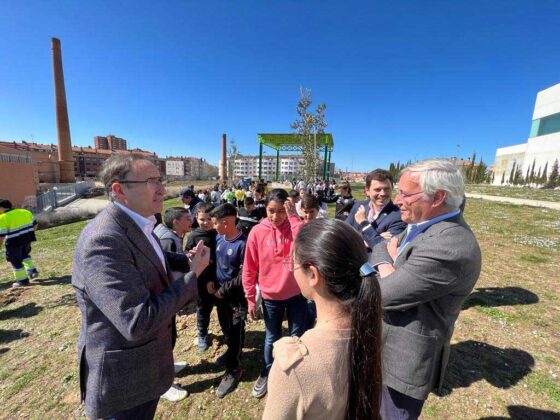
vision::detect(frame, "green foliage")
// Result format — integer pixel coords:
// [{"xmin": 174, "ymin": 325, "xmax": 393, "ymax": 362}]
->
[
  {"xmin": 227, "ymin": 138, "xmax": 240, "ymax": 181},
  {"xmin": 545, "ymin": 159, "xmax": 559, "ymax": 188},
  {"xmin": 290, "ymin": 86, "xmax": 328, "ymax": 180}
]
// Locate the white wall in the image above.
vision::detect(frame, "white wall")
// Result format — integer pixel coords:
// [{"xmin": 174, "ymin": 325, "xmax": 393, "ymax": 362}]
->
[{"xmin": 533, "ymin": 83, "xmax": 560, "ymax": 120}]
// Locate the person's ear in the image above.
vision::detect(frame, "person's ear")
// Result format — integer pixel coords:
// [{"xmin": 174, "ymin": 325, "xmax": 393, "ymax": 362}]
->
[
  {"xmin": 432, "ymin": 190, "xmax": 447, "ymax": 207},
  {"xmin": 307, "ymin": 265, "xmax": 321, "ymax": 288},
  {"xmin": 111, "ymin": 182, "xmax": 125, "ymax": 201}
]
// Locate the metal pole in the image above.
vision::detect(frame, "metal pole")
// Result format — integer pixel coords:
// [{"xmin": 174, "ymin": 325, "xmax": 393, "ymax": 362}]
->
[
  {"xmin": 327, "ymin": 150, "xmax": 332, "ymax": 181},
  {"xmin": 322, "ymin": 143, "xmax": 328, "ymax": 180},
  {"xmin": 258, "ymin": 142, "xmax": 263, "ymax": 180},
  {"xmin": 276, "ymin": 150, "xmax": 280, "ymax": 182}
]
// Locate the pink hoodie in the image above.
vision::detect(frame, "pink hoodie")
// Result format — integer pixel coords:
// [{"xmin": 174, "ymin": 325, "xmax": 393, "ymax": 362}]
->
[{"xmin": 242, "ymin": 215, "xmax": 303, "ymax": 309}]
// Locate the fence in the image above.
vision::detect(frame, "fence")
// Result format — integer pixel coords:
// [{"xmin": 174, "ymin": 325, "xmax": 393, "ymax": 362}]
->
[{"xmin": 35, "ymin": 181, "xmax": 93, "ymax": 213}]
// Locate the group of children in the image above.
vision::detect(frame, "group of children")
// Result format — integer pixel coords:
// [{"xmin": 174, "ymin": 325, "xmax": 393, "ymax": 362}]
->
[{"xmin": 155, "ymin": 182, "xmax": 355, "ymax": 400}]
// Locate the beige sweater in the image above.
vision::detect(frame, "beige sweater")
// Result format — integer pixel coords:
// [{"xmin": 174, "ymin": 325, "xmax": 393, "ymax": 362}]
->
[{"xmin": 262, "ymin": 327, "xmax": 351, "ymax": 420}]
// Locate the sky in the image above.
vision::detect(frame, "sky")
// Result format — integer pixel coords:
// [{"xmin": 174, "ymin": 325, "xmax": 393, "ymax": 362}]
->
[{"xmin": 1, "ymin": 0, "xmax": 560, "ymax": 172}]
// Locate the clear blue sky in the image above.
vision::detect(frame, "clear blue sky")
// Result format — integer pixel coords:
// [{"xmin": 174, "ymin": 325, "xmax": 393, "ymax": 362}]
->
[{"xmin": 1, "ymin": 1, "xmax": 559, "ymax": 172}]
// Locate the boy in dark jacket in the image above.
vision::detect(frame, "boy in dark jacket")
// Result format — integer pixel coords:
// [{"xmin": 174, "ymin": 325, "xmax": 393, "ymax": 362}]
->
[
  {"xmin": 208, "ymin": 203, "xmax": 247, "ymax": 398},
  {"xmin": 236, "ymin": 197, "xmax": 261, "ymax": 237},
  {"xmin": 185, "ymin": 203, "xmax": 217, "ymax": 352}
]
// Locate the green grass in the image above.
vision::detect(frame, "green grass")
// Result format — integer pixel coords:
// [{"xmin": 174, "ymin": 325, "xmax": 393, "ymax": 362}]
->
[
  {"xmin": 1, "ymin": 196, "xmax": 559, "ymax": 419},
  {"xmin": 476, "ymin": 307, "xmax": 520, "ymax": 323},
  {"xmin": 525, "ymin": 371, "xmax": 560, "ymax": 408},
  {"xmin": 465, "ymin": 184, "xmax": 560, "ymax": 202}
]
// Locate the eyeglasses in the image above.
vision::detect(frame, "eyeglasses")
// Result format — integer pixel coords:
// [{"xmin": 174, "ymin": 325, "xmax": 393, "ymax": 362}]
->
[
  {"xmin": 282, "ymin": 257, "xmax": 294, "ymax": 271},
  {"xmin": 118, "ymin": 177, "xmax": 166, "ymax": 187},
  {"xmin": 282, "ymin": 253, "xmax": 306, "ymax": 272}
]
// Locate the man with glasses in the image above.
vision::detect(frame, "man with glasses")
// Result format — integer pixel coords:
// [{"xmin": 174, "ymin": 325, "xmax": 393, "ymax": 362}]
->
[
  {"xmin": 368, "ymin": 159, "xmax": 481, "ymax": 419},
  {"xmin": 346, "ymin": 169, "xmax": 406, "ymax": 249},
  {"xmin": 72, "ymin": 154, "xmax": 210, "ymax": 420}
]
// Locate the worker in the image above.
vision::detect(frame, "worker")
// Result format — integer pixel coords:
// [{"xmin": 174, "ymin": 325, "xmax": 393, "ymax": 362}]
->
[{"xmin": 0, "ymin": 198, "xmax": 39, "ymax": 288}]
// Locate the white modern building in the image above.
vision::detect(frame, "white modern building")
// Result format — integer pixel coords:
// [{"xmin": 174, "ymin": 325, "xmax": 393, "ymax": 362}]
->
[
  {"xmin": 493, "ymin": 83, "xmax": 560, "ymax": 184},
  {"xmin": 230, "ymin": 155, "xmax": 335, "ymax": 180}
]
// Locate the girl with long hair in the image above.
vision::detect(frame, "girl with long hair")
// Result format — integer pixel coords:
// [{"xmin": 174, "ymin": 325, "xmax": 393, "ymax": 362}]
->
[{"xmin": 262, "ymin": 218, "xmax": 382, "ymax": 420}]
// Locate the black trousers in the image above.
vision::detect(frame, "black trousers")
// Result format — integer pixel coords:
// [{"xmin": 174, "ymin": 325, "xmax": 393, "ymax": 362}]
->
[
  {"xmin": 196, "ymin": 295, "xmax": 216, "ymax": 337},
  {"xmin": 380, "ymin": 385, "xmax": 425, "ymax": 420},
  {"xmin": 216, "ymin": 300, "xmax": 246, "ymax": 372},
  {"xmin": 103, "ymin": 397, "xmax": 159, "ymax": 420}
]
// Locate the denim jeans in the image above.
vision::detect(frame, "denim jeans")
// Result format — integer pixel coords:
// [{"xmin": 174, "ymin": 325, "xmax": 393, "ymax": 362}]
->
[{"xmin": 261, "ymin": 293, "xmax": 307, "ymax": 377}]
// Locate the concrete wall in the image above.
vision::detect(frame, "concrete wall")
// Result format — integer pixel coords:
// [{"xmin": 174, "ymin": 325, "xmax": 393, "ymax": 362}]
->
[
  {"xmin": 523, "ymin": 132, "xmax": 560, "ymax": 174},
  {"xmin": 492, "ymin": 83, "xmax": 560, "ymax": 185},
  {"xmin": 533, "ymin": 83, "xmax": 560, "ymax": 120},
  {"xmin": 493, "ymin": 143, "xmax": 527, "ymax": 185}
]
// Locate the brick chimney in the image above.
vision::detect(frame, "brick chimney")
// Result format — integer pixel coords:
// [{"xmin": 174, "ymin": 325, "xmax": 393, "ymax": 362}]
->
[{"xmin": 51, "ymin": 37, "xmax": 75, "ymax": 183}]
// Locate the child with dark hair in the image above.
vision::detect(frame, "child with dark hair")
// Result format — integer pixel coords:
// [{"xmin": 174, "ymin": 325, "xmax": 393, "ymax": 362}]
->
[
  {"xmin": 298, "ymin": 194, "xmax": 323, "ymax": 329},
  {"xmin": 152, "ymin": 206, "xmax": 195, "ymax": 402},
  {"xmin": 253, "ymin": 188, "xmax": 266, "ymax": 219},
  {"xmin": 263, "ymin": 218, "xmax": 382, "ymax": 419},
  {"xmin": 287, "ymin": 189, "xmax": 300, "ymax": 205},
  {"xmin": 242, "ymin": 188, "xmax": 307, "ymax": 399},
  {"xmin": 154, "ymin": 207, "xmax": 192, "ymax": 255},
  {"xmin": 207, "ymin": 203, "xmax": 247, "ymax": 398},
  {"xmin": 236, "ymin": 197, "xmax": 261, "ymax": 237},
  {"xmin": 185, "ymin": 202, "xmax": 217, "ymax": 352},
  {"xmin": 300, "ymin": 194, "xmax": 322, "ymax": 223},
  {"xmin": 0, "ymin": 198, "xmax": 39, "ymax": 288}
]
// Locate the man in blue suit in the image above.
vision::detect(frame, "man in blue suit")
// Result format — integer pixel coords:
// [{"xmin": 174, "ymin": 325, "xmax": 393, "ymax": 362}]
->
[
  {"xmin": 72, "ymin": 154, "xmax": 209, "ymax": 419},
  {"xmin": 346, "ymin": 169, "xmax": 406, "ymax": 249}
]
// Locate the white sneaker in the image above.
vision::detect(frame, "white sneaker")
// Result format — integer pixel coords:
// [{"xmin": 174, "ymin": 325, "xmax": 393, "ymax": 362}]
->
[
  {"xmin": 174, "ymin": 361, "xmax": 187, "ymax": 375},
  {"xmin": 161, "ymin": 384, "xmax": 188, "ymax": 402}
]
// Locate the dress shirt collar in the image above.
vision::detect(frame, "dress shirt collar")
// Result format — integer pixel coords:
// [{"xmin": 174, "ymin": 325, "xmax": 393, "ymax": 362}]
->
[
  {"xmin": 114, "ymin": 202, "xmax": 157, "ymax": 234},
  {"xmin": 368, "ymin": 200, "xmax": 388, "ymax": 222},
  {"xmin": 406, "ymin": 209, "xmax": 461, "ymax": 235}
]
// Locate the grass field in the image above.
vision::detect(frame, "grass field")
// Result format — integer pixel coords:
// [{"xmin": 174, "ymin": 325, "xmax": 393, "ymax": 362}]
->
[
  {"xmin": 464, "ymin": 184, "xmax": 560, "ymax": 202},
  {"xmin": 1, "ymin": 195, "xmax": 559, "ymax": 419},
  {"xmin": 349, "ymin": 181, "xmax": 560, "ymax": 203}
]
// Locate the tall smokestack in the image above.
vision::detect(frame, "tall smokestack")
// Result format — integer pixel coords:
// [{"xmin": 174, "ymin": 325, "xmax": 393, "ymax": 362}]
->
[
  {"xmin": 51, "ymin": 37, "xmax": 75, "ymax": 183},
  {"xmin": 221, "ymin": 133, "xmax": 227, "ymax": 181}
]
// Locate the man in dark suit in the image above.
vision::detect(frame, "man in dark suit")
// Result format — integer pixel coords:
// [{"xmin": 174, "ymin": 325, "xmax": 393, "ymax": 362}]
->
[
  {"xmin": 369, "ymin": 159, "xmax": 481, "ymax": 419},
  {"xmin": 72, "ymin": 154, "xmax": 209, "ymax": 419},
  {"xmin": 346, "ymin": 168, "xmax": 406, "ymax": 248}
]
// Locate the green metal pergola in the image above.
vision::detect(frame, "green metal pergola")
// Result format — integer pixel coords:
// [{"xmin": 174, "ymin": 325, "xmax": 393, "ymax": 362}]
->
[{"xmin": 256, "ymin": 133, "xmax": 334, "ymax": 181}]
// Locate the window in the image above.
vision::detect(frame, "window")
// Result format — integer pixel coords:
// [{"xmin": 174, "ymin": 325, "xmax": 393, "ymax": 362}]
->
[{"xmin": 530, "ymin": 112, "xmax": 560, "ymax": 137}]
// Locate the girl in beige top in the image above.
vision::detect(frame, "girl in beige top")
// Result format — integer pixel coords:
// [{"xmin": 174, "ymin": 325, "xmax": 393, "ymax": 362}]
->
[{"xmin": 263, "ymin": 218, "xmax": 383, "ymax": 420}]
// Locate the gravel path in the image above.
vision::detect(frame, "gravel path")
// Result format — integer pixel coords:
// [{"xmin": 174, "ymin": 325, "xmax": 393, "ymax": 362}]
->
[{"xmin": 465, "ymin": 193, "xmax": 560, "ymax": 210}]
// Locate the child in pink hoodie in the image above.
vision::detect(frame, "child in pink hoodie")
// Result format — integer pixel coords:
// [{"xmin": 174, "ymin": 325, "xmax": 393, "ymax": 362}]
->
[{"xmin": 242, "ymin": 188, "xmax": 306, "ymax": 399}]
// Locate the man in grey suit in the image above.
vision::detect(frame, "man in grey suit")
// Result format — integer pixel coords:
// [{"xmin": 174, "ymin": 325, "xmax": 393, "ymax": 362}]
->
[
  {"xmin": 369, "ymin": 159, "xmax": 481, "ymax": 419},
  {"xmin": 72, "ymin": 154, "xmax": 209, "ymax": 419}
]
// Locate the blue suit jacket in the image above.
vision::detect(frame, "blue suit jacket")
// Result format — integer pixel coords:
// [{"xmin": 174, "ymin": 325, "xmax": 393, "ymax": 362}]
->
[
  {"xmin": 72, "ymin": 203, "xmax": 196, "ymax": 418},
  {"xmin": 345, "ymin": 199, "xmax": 407, "ymax": 248}
]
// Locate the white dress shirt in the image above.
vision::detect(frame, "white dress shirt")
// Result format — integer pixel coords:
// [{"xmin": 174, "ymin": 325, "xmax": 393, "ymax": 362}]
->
[{"xmin": 114, "ymin": 202, "xmax": 166, "ymax": 271}]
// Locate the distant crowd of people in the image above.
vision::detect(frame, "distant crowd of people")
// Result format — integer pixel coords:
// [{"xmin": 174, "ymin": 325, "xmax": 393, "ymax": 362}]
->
[{"xmin": 50, "ymin": 152, "xmax": 481, "ymax": 420}]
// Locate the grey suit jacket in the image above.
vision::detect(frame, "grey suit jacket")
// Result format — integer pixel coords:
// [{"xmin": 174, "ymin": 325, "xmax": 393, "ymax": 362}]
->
[
  {"xmin": 72, "ymin": 203, "xmax": 196, "ymax": 418},
  {"xmin": 370, "ymin": 213, "xmax": 481, "ymax": 400}
]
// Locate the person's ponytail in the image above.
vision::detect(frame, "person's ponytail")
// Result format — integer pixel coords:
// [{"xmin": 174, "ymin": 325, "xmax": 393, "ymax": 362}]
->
[
  {"xmin": 292, "ymin": 219, "xmax": 383, "ymax": 419},
  {"xmin": 347, "ymin": 273, "xmax": 382, "ymax": 420}
]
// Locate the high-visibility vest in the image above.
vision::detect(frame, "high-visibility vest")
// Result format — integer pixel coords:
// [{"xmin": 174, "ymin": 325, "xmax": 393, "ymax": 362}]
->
[{"xmin": 0, "ymin": 208, "xmax": 37, "ymax": 247}]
